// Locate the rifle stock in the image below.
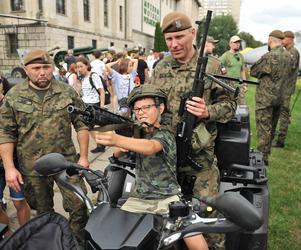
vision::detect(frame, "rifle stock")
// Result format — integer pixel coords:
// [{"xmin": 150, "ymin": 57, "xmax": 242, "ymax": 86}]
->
[{"xmin": 176, "ymin": 10, "xmax": 212, "ymax": 170}]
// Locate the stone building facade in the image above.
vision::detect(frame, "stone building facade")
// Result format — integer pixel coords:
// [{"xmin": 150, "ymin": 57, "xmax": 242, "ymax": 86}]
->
[{"xmin": 0, "ymin": 0, "xmax": 201, "ymax": 74}]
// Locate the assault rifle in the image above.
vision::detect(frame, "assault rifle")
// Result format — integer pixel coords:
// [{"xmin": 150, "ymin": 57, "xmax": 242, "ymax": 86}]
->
[
  {"xmin": 67, "ymin": 105, "xmax": 134, "ymax": 130},
  {"xmin": 176, "ymin": 10, "xmax": 239, "ymax": 170}
]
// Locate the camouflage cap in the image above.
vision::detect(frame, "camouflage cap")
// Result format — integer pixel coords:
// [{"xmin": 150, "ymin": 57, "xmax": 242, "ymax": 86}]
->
[
  {"xmin": 207, "ymin": 36, "xmax": 219, "ymax": 44},
  {"xmin": 161, "ymin": 11, "xmax": 192, "ymax": 34},
  {"xmin": 284, "ymin": 30, "xmax": 295, "ymax": 38},
  {"xmin": 230, "ymin": 35, "xmax": 241, "ymax": 43},
  {"xmin": 24, "ymin": 49, "xmax": 52, "ymax": 66},
  {"xmin": 269, "ymin": 30, "xmax": 285, "ymax": 39}
]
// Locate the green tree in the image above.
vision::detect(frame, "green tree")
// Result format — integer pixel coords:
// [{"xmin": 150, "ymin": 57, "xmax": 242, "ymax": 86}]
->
[
  {"xmin": 196, "ymin": 15, "xmax": 264, "ymax": 55},
  {"xmin": 153, "ymin": 22, "xmax": 168, "ymax": 52},
  {"xmin": 238, "ymin": 31, "xmax": 264, "ymax": 48}
]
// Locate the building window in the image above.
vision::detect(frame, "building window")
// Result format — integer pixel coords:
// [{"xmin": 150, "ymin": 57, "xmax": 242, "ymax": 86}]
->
[
  {"xmin": 8, "ymin": 33, "xmax": 18, "ymax": 55},
  {"xmin": 92, "ymin": 40, "xmax": 97, "ymax": 49},
  {"xmin": 83, "ymin": 0, "xmax": 90, "ymax": 21},
  {"xmin": 67, "ymin": 36, "xmax": 74, "ymax": 49},
  {"xmin": 104, "ymin": 0, "xmax": 108, "ymax": 27},
  {"xmin": 56, "ymin": 0, "xmax": 66, "ymax": 15},
  {"xmin": 38, "ymin": 0, "xmax": 43, "ymax": 12},
  {"xmin": 11, "ymin": 0, "xmax": 24, "ymax": 11},
  {"xmin": 119, "ymin": 6, "xmax": 123, "ymax": 31}
]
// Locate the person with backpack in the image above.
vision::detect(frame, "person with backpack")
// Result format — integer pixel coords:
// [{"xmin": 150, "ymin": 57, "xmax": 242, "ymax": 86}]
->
[{"xmin": 76, "ymin": 56, "xmax": 106, "ymax": 153}]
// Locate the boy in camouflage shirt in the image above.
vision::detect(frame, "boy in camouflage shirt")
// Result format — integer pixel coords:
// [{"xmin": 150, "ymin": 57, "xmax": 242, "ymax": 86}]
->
[{"xmin": 95, "ymin": 85, "xmax": 208, "ymax": 250}]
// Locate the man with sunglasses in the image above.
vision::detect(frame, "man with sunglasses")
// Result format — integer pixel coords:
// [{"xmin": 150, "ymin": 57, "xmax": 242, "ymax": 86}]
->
[
  {"xmin": 220, "ymin": 35, "xmax": 247, "ymax": 104},
  {"xmin": 151, "ymin": 11, "xmax": 237, "ymax": 249}
]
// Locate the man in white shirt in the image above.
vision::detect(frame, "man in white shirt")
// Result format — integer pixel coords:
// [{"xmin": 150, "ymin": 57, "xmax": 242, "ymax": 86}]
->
[{"xmin": 91, "ymin": 50, "xmax": 105, "ymax": 77}]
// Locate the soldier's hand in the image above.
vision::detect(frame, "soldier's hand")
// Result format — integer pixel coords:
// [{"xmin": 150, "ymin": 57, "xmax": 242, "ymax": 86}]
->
[
  {"xmin": 5, "ymin": 167, "xmax": 23, "ymax": 192},
  {"xmin": 186, "ymin": 97, "xmax": 209, "ymax": 118},
  {"xmin": 78, "ymin": 156, "xmax": 89, "ymax": 168}
]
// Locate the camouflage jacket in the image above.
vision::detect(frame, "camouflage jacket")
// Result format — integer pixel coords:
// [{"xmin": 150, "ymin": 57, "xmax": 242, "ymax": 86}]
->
[
  {"xmin": 286, "ymin": 46, "xmax": 300, "ymax": 95},
  {"xmin": 132, "ymin": 128, "xmax": 181, "ymax": 199},
  {"xmin": 251, "ymin": 45, "xmax": 291, "ymax": 108},
  {"xmin": 0, "ymin": 79, "xmax": 88, "ymax": 176},
  {"xmin": 151, "ymin": 50, "xmax": 237, "ymax": 171}
]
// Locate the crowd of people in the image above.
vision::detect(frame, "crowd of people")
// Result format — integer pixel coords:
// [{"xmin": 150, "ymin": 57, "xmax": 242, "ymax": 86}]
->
[{"xmin": 0, "ymin": 9, "xmax": 299, "ymax": 250}]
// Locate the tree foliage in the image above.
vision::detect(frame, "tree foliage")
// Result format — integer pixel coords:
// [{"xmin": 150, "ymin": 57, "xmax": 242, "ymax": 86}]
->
[
  {"xmin": 238, "ymin": 31, "xmax": 264, "ymax": 48},
  {"xmin": 196, "ymin": 15, "xmax": 263, "ymax": 56},
  {"xmin": 153, "ymin": 22, "xmax": 168, "ymax": 52}
]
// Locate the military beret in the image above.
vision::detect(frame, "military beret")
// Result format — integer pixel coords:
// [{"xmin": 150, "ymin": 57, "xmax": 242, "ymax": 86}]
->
[
  {"xmin": 269, "ymin": 30, "xmax": 285, "ymax": 40},
  {"xmin": 161, "ymin": 11, "xmax": 192, "ymax": 34},
  {"xmin": 207, "ymin": 36, "xmax": 219, "ymax": 44},
  {"xmin": 24, "ymin": 49, "xmax": 52, "ymax": 66},
  {"xmin": 284, "ymin": 30, "xmax": 295, "ymax": 38}
]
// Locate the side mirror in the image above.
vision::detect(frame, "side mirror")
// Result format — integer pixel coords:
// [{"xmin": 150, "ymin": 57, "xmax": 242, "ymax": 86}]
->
[
  {"xmin": 34, "ymin": 153, "xmax": 71, "ymax": 176},
  {"xmin": 203, "ymin": 192, "xmax": 263, "ymax": 231}
]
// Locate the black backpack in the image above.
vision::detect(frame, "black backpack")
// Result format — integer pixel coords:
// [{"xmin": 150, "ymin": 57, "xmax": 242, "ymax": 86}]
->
[
  {"xmin": 0, "ymin": 212, "xmax": 79, "ymax": 250},
  {"xmin": 89, "ymin": 72, "xmax": 111, "ymax": 105}
]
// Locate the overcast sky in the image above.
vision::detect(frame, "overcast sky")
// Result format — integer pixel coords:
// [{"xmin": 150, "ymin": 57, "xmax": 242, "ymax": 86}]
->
[{"xmin": 239, "ymin": 0, "xmax": 301, "ymax": 42}]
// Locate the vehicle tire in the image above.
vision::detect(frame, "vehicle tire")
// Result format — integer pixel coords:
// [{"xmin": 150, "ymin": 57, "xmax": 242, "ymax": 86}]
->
[{"xmin": 11, "ymin": 67, "xmax": 27, "ymax": 78}]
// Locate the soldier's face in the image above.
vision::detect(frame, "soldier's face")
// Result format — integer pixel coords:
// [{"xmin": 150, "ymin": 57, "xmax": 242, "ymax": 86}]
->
[
  {"xmin": 133, "ymin": 98, "xmax": 164, "ymax": 127},
  {"xmin": 164, "ymin": 28, "xmax": 195, "ymax": 62},
  {"xmin": 205, "ymin": 42, "xmax": 215, "ymax": 55},
  {"xmin": 230, "ymin": 41, "xmax": 240, "ymax": 52},
  {"xmin": 25, "ymin": 63, "xmax": 53, "ymax": 88}
]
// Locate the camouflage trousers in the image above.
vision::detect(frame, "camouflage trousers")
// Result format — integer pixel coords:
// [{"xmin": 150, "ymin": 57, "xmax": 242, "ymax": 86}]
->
[
  {"xmin": 24, "ymin": 173, "xmax": 88, "ymax": 237},
  {"xmin": 179, "ymin": 159, "xmax": 225, "ymax": 250},
  {"xmin": 275, "ymin": 95, "xmax": 291, "ymax": 144},
  {"xmin": 256, "ymin": 105, "xmax": 281, "ymax": 161}
]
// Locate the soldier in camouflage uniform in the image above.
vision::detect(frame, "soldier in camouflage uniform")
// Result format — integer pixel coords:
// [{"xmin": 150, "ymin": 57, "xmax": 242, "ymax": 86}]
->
[
  {"xmin": 151, "ymin": 11, "xmax": 237, "ymax": 249},
  {"xmin": 0, "ymin": 49, "xmax": 89, "ymax": 239},
  {"xmin": 95, "ymin": 85, "xmax": 208, "ymax": 250},
  {"xmin": 250, "ymin": 30, "xmax": 291, "ymax": 165},
  {"xmin": 272, "ymin": 30, "xmax": 300, "ymax": 148}
]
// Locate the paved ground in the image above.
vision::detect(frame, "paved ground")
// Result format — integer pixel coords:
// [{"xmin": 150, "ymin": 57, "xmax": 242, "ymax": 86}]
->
[{"xmin": 3, "ymin": 128, "xmax": 114, "ymax": 231}]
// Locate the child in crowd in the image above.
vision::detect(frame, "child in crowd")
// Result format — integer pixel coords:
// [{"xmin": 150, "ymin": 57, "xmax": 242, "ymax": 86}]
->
[{"xmin": 105, "ymin": 58, "xmax": 138, "ymax": 113}]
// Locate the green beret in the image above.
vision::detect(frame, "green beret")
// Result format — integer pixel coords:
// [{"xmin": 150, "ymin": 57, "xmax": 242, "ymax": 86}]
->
[
  {"xmin": 24, "ymin": 49, "xmax": 52, "ymax": 66},
  {"xmin": 269, "ymin": 30, "xmax": 285, "ymax": 40},
  {"xmin": 161, "ymin": 11, "xmax": 192, "ymax": 34},
  {"xmin": 284, "ymin": 30, "xmax": 295, "ymax": 38}
]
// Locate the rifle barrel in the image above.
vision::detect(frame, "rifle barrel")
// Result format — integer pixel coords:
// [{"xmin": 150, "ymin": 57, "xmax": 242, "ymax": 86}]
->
[
  {"xmin": 206, "ymin": 73, "xmax": 239, "ymax": 97},
  {"xmin": 212, "ymin": 74, "xmax": 259, "ymax": 85}
]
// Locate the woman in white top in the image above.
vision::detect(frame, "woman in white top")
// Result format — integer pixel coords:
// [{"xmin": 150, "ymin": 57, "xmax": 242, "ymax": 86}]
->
[
  {"xmin": 76, "ymin": 57, "xmax": 106, "ymax": 153},
  {"xmin": 76, "ymin": 57, "xmax": 105, "ymax": 107},
  {"xmin": 65, "ymin": 63, "xmax": 81, "ymax": 96},
  {"xmin": 106, "ymin": 58, "xmax": 138, "ymax": 113}
]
